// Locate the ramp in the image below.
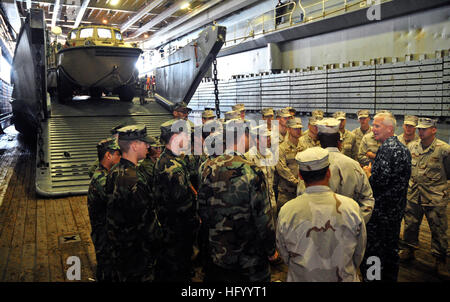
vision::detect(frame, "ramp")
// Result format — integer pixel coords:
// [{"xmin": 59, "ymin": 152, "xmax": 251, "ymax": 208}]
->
[{"xmin": 36, "ymin": 97, "xmax": 172, "ymax": 197}]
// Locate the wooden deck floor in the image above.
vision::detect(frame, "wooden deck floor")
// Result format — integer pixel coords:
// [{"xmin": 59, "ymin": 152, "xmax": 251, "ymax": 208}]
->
[{"xmin": 0, "ymin": 126, "xmax": 448, "ymax": 282}]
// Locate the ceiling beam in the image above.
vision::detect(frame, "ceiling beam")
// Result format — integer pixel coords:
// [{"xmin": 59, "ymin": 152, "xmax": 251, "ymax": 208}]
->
[
  {"xmin": 120, "ymin": 0, "xmax": 164, "ymax": 32},
  {"xmin": 73, "ymin": 0, "xmax": 90, "ymax": 28},
  {"xmin": 128, "ymin": 0, "xmax": 193, "ymax": 39},
  {"xmin": 50, "ymin": 0, "xmax": 61, "ymax": 28}
]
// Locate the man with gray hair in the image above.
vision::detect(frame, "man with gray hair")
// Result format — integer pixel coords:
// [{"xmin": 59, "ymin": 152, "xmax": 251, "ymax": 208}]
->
[{"xmin": 360, "ymin": 112, "xmax": 411, "ymax": 282}]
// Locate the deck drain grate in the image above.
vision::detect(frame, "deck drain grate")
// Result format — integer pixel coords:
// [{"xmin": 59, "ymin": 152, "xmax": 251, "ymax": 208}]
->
[{"xmin": 59, "ymin": 234, "xmax": 81, "ymax": 244}]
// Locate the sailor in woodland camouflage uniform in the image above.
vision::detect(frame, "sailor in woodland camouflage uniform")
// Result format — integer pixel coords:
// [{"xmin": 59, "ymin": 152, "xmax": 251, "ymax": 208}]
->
[
  {"xmin": 316, "ymin": 118, "xmax": 374, "ymax": 224},
  {"xmin": 88, "ymin": 124, "xmax": 125, "ymax": 178},
  {"xmin": 397, "ymin": 115, "xmax": 420, "ymax": 146},
  {"xmin": 87, "ymin": 137, "xmax": 121, "ymax": 281},
  {"xmin": 138, "ymin": 136, "xmax": 163, "ymax": 187},
  {"xmin": 276, "ymin": 147, "xmax": 366, "ymax": 282},
  {"xmin": 172, "ymin": 102, "xmax": 195, "ymax": 127},
  {"xmin": 333, "ymin": 111, "xmax": 358, "ymax": 159},
  {"xmin": 360, "ymin": 112, "xmax": 411, "ymax": 282},
  {"xmin": 352, "ymin": 110, "xmax": 372, "ymax": 162},
  {"xmin": 198, "ymin": 119, "xmax": 276, "ymax": 282},
  {"xmin": 154, "ymin": 119, "xmax": 199, "ymax": 282},
  {"xmin": 298, "ymin": 115, "xmax": 322, "ymax": 151},
  {"xmin": 105, "ymin": 125, "xmax": 162, "ymax": 282},
  {"xmin": 276, "ymin": 117, "xmax": 306, "ymax": 211},
  {"xmin": 400, "ymin": 118, "xmax": 450, "ymax": 277}
]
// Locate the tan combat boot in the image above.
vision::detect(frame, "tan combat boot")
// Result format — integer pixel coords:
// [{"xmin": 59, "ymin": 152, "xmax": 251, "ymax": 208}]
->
[
  {"xmin": 435, "ymin": 257, "xmax": 450, "ymax": 279},
  {"xmin": 398, "ymin": 248, "xmax": 415, "ymax": 261}
]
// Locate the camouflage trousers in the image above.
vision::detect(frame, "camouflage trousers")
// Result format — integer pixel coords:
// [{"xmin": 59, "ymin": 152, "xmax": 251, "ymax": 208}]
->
[{"xmin": 403, "ymin": 200, "xmax": 448, "ymax": 259}]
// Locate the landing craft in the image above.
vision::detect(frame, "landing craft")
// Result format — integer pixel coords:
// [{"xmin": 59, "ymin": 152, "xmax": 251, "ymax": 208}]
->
[
  {"xmin": 50, "ymin": 24, "xmax": 142, "ymax": 103},
  {"xmin": 10, "ymin": 8, "xmax": 226, "ymax": 197}
]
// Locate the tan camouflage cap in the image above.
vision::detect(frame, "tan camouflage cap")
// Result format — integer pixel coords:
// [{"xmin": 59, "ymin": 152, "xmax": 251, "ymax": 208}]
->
[
  {"xmin": 225, "ymin": 110, "xmax": 240, "ymax": 121},
  {"xmin": 97, "ymin": 137, "xmax": 120, "ymax": 152},
  {"xmin": 202, "ymin": 109, "xmax": 215, "ymax": 119},
  {"xmin": 312, "ymin": 109, "xmax": 324, "ymax": 118},
  {"xmin": 285, "ymin": 106, "xmax": 296, "ymax": 114},
  {"xmin": 295, "ymin": 147, "xmax": 330, "ymax": 171},
  {"xmin": 357, "ymin": 109, "xmax": 370, "ymax": 118},
  {"xmin": 232, "ymin": 103, "xmax": 245, "ymax": 112},
  {"xmin": 316, "ymin": 118, "xmax": 340, "ymax": 134},
  {"xmin": 117, "ymin": 124, "xmax": 154, "ymax": 144},
  {"xmin": 309, "ymin": 115, "xmax": 323, "ymax": 125},
  {"xmin": 333, "ymin": 111, "xmax": 346, "ymax": 120},
  {"xmin": 416, "ymin": 117, "xmax": 437, "ymax": 129},
  {"xmin": 287, "ymin": 117, "xmax": 303, "ymax": 129},
  {"xmin": 276, "ymin": 108, "xmax": 291, "ymax": 118},
  {"xmin": 262, "ymin": 108, "xmax": 274, "ymax": 117},
  {"xmin": 403, "ymin": 115, "xmax": 418, "ymax": 126}
]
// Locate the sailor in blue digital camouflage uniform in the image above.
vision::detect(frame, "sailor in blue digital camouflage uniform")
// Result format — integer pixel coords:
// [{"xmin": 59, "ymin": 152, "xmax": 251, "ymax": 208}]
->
[{"xmin": 360, "ymin": 112, "xmax": 411, "ymax": 282}]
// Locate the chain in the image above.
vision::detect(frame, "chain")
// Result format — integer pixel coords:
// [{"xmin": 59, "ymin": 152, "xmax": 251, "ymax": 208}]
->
[
  {"xmin": 35, "ymin": 46, "xmax": 47, "ymax": 168},
  {"xmin": 213, "ymin": 58, "xmax": 220, "ymax": 118}
]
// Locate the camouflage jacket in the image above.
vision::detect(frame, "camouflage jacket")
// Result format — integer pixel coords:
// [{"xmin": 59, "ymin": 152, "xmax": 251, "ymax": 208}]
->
[
  {"xmin": 138, "ymin": 157, "xmax": 157, "ymax": 186},
  {"xmin": 326, "ymin": 147, "xmax": 374, "ymax": 224},
  {"xmin": 340, "ymin": 129, "xmax": 358, "ymax": 160},
  {"xmin": 397, "ymin": 133, "xmax": 419, "ymax": 147},
  {"xmin": 245, "ymin": 147, "xmax": 277, "ymax": 217},
  {"xmin": 369, "ymin": 136, "xmax": 411, "ymax": 220},
  {"xmin": 154, "ymin": 148, "xmax": 197, "ymax": 243},
  {"xmin": 407, "ymin": 138, "xmax": 450, "ymax": 206},
  {"xmin": 198, "ymin": 152, "xmax": 276, "ymax": 275},
  {"xmin": 276, "ymin": 186, "xmax": 366, "ymax": 282},
  {"xmin": 298, "ymin": 133, "xmax": 321, "ymax": 151},
  {"xmin": 88, "ymin": 159, "xmax": 99, "ymax": 178},
  {"xmin": 357, "ymin": 131, "xmax": 381, "ymax": 166},
  {"xmin": 352, "ymin": 126, "xmax": 372, "ymax": 159},
  {"xmin": 87, "ymin": 164, "xmax": 108, "ymax": 252},
  {"xmin": 105, "ymin": 158, "xmax": 162, "ymax": 281},
  {"xmin": 276, "ymin": 138, "xmax": 302, "ymax": 195}
]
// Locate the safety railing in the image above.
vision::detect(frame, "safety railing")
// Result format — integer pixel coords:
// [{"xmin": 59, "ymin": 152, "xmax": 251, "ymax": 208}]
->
[{"xmin": 223, "ymin": 0, "xmax": 392, "ymax": 48}]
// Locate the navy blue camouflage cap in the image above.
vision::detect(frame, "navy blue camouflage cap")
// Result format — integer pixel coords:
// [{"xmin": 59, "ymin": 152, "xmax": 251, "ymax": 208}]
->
[{"xmin": 117, "ymin": 124, "xmax": 154, "ymax": 144}]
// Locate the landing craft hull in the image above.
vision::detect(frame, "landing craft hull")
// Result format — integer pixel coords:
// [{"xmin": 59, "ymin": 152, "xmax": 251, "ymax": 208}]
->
[{"xmin": 57, "ymin": 46, "xmax": 142, "ymax": 91}]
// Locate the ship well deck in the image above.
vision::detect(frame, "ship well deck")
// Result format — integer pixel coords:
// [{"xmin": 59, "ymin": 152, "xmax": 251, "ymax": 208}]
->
[{"xmin": 0, "ymin": 118, "xmax": 448, "ymax": 283}]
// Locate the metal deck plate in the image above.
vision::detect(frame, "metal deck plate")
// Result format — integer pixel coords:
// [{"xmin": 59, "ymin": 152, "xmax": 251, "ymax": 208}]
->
[{"xmin": 36, "ymin": 97, "xmax": 172, "ymax": 197}]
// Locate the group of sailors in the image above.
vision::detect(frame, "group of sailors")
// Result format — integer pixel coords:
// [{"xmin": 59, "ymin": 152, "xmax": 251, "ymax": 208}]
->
[{"xmin": 87, "ymin": 102, "xmax": 449, "ymax": 282}]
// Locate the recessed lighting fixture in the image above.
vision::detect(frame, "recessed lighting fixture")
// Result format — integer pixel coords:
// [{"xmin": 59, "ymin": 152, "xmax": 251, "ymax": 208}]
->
[
  {"xmin": 102, "ymin": 19, "xmax": 108, "ymax": 24},
  {"xmin": 110, "ymin": 0, "xmax": 120, "ymax": 5},
  {"xmin": 180, "ymin": 2, "xmax": 190, "ymax": 10}
]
